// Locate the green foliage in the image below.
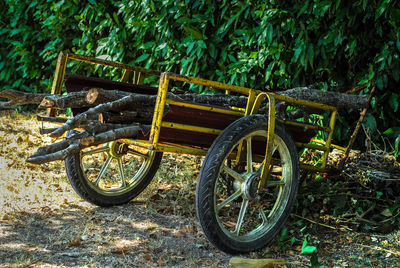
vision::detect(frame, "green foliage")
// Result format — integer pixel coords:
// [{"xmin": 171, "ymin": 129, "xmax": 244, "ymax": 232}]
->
[
  {"xmin": 301, "ymin": 235, "xmax": 316, "ymax": 255},
  {"xmin": 1, "ymin": 0, "xmax": 399, "ymax": 149}
]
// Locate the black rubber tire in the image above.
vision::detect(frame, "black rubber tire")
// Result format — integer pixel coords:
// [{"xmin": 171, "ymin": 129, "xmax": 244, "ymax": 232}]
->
[
  {"xmin": 196, "ymin": 114, "xmax": 299, "ymax": 254},
  {"xmin": 65, "ymin": 144, "xmax": 162, "ymax": 207}
]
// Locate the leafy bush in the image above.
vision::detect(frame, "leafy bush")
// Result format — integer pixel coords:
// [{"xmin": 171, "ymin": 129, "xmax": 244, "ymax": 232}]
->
[{"xmin": 1, "ymin": 0, "xmax": 399, "ymax": 149}]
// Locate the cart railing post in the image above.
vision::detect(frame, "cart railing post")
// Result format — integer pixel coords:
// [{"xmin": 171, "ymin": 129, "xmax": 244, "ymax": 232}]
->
[
  {"xmin": 149, "ymin": 72, "xmax": 170, "ymax": 148},
  {"xmin": 248, "ymin": 92, "xmax": 276, "ymax": 189},
  {"xmin": 48, "ymin": 52, "xmax": 68, "ymax": 116}
]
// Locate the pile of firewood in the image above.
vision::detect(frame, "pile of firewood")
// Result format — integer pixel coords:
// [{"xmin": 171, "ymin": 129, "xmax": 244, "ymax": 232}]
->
[{"xmin": 0, "ymin": 86, "xmax": 368, "ymax": 165}]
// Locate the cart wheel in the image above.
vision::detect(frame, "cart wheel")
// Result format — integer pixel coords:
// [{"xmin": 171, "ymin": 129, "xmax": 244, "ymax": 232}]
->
[
  {"xmin": 196, "ymin": 114, "xmax": 299, "ymax": 253},
  {"xmin": 65, "ymin": 136, "xmax": 162, "ymax": 207}
]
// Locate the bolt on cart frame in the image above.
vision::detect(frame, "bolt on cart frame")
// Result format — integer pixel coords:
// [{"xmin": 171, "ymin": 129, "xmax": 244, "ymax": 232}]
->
[{"xmin": 48, "ymin": 52, "xmax": 370, "ymax": 253}]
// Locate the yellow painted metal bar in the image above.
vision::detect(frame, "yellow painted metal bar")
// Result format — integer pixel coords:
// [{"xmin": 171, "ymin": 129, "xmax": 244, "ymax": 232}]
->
[
  {"xmin": 166, "ymin": 72, "xmax": 255, "ymax": 95},
  {"xmin": 295, "ymin": 142, "xmax": 329, "ymax": 152},
  {"xmin": 117, "ymin": 138, "xmax": 152, "ymax": 149},
  {"xmin": 300, "ymin": 163, "xmax": 324, "ymax": 172},
  {"xmin": 165, "ymin": 71, "xmax": 336, "ymax": 113},
  {"xmin": 153, "ymin": 143, "xmax": 208, "ymax": 155},
  {"xmin": 48, "ymin": 52, "xmax": 68, "ymax": 116},
  {"xmin": 65, "ymin": 52, "xmax": 161, "ymax": 77},
  {"xmin": 50, "ymin": 52, "xmax": 68, "ymax": 95},
  {"xmin": 270, "ymin": 93, "xmax": 337, "ymax": 112},
  {"xmin": 121, "ymin": 69, "xmax": 132, "ymax": 82},
  {"xmin": 311, "ymin": 139, "xmax": 347, "ymax": 151},
  {"xmin": 149, "ymin": 73, "xmax": 170, "ymax": 147},
  {"xmin": 320, "ymin": 110, "xmax": 337, "ymax": 169},
  {"xmin": 117, "ymin": 138, "xmax": 208, "ymax": 155},
  {"xmin": 161, "ymin": 122, "xmax": 222, "ymax": 135},
  {"xmin": 244, "ymin": 90, "xmax": 257, "ymax": 116},
  {"xmin": 281, "ymin": 120, "xmax": 331, "ymax": 132},
  {"xmin": 133, "ymin": 71, "xmax": 145, "ymax": 84},
  {"xmin": 165, "ymin": 99, "xmax": 244, "ymax": 117},
  {"xmin": 233, "ymin": 90, "xmax": 259, "ymax": 166},
  {"xmin": 253, "ymin": 93, "xmax": 276, "ymax": 188}
]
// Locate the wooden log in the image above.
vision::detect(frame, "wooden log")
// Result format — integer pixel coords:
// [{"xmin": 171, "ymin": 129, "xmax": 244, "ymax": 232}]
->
[
  {"xmin": 37, "ymin": 115, "xmax": 68, "ymax": 124},
  {"xmin": 85, "ymin": 87, "xmax": 369, "ymax": 111},
  {"xmin": 49, "ymin": 93, "xmax": 160, "ymax": 138},
  {"xmin": 0, "ymin": 89, "xmax": 49, "ymax": 107},
  {"xmin": 1, "ymin": 86, "xmax": 369, "ymax": 112},
  {"xmin": 276, "ymin": 87, "xmax": 369, "ymax": 110},
  {"xmin": 86, "ymin": 88, "xmax": 130, "ymax": 105},
  {"xmin": 26, "ymin": 125, "xmax": 146, "ymax": 164},
  {"xmin": 99, "ymin": 111, "xmax": 138, "ymax": 124},
  {"xmin": 38, "ymin": 91, "xmax": 88, "ymax": 109},
  {"xmin": 80, "ymin": 125, "xmax": 143, "ymax": 146}
]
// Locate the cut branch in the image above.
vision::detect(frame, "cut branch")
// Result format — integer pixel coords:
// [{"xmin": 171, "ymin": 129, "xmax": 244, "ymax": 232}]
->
[
  {"xmin": 49, "ymin": 93, "xmax": 168, "ymax": 138},
  {"xmin": 85, "ymin": 87, "xmax": 369, "ymax": 112},
  {"xmin": 99, "ymin": 111, "xmax": 138, "ymax": 124},
  {"xmin": 0, "ymin": 89, "xmax": 50, "ymax": 107},
  {"xmin": 26, "ymin": 125, "xmax": 145, "ymax": 164},
  {"xmin": 37, "ymin": 115, "xmax": 68, "ymax": 124},
  {"xmin": 38, "ymin": 91, "xmax": 88, "ymax": 109},
  {"xmin": 276, "ymin": 87, "xmax": 369, "ymax": 110}
]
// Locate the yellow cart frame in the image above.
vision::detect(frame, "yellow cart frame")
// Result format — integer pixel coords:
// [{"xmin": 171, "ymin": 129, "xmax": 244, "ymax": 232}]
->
[{"xmin": 50, "ymin": 52, "xmax": 367, "ymax": 183}]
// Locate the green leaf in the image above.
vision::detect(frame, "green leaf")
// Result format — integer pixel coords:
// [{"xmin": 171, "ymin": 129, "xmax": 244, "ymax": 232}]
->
[
  {"xmin": 183, "ymin": 25, "xmax": 203, "ymax": 40},
  {"xmin": 265, "ymin": 61, "xmax": 275, "ymax": 82},
  {"xmin": 88, "ymin": 0, "xmax": 96, "ymax": 5},
  {"xmin": 266, "ymin": 24, "xmax": 273, "ymax": 46},
  {"xmin": 388, "ymin": 94, "xmax": 399, "ymax": 112},
  {"xmin": 301, "ymin": 238, "xmax": 317, "ymax": 255},
  {"xmin": 363, "ymin": 114, "xmax": 377, "ymax": 133},
  {"xmin": 381, "ymin": 208, "xmax": 393, "ymax": 217},
  {"xmin": 294, "ymin": 47, "xmax": 303, "ymax": 61},
  {"xmin": 376, "ymin": 0, "xmax": 389, "ymax": 19},
  {"xmin": 307, "ymin": 44, "xmax": 314, "ymax": 67},
  {"xmin": 140, "ymin": 41, "xmax": 156, "ymax": 50},
  {"xmin": 135, "ymin": 54, "xmax": 150, "ymax": 63},
  {"xmin": 383, "ymin": 127, "xmax": 400, "ymax": 137}
]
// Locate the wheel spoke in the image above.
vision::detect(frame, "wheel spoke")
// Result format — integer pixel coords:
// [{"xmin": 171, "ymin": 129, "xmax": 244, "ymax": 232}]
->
[
  {"xmin": 117, "ymin": 158, "xmax": 126, "ymax": 188},
  {"xmin": 222, "ymin": 165, "xmax": 245, "ymax": 183},
  {"xmin": 266, "ymin": 179, "xmax": 286, "ymax": 186},
  {"xmin": 246, "ymin": 137, "xmax": 253, "ymax": 173},
  {"xmin": 271, "ymin": 143, "xmax": 278, "ymax": 155},
  {"xmin": 93, "ymin": 155, "xmax": 113, "ymax": 186},
  {"xmin": 127, "ymin": 148, "xmax": 150, "ymax": 159},
  {"xmin": 216, "ymin": 189, "xmax": 242, "ymax": 213},
  {"xmin": 259, "ymin": 207, "xmax": 269, "ymax": 224},
  {"xmin": 81, "ymin": 145, "xmax": 109, "ymax": 157},
  {"xmin": 234, "ymin": 199, "xmax": 249, "ymax": 236}
]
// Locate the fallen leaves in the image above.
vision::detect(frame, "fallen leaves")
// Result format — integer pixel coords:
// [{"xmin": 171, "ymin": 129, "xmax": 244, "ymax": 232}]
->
[{"xmin": 229, "ymin": 257, "xmax": 286, "ymax": 268}]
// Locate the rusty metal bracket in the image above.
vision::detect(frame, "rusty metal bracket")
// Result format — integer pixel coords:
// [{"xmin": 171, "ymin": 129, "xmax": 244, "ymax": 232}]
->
[{"xmin": 338, "ymin": 86, "xmax": 376, "ymax": 170}]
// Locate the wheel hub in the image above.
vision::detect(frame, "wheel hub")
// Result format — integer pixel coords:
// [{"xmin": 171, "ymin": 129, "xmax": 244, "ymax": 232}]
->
[
  {"xmin": 243, "ymin": 173, "xmax": 261, "ymax": 200},
  {"xmin": 108, "ymin": 142, "xmax": 128, "ymax": 158}
]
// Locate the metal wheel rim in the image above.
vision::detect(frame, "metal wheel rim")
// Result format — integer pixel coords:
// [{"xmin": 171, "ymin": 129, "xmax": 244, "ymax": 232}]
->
[
  {"xmin": 80, "ymin": 142, "xmax": 156, "ymax": 196},
  {"xmin": 214, "ymin": 130, "xmax": 294, "ymax": 242}
]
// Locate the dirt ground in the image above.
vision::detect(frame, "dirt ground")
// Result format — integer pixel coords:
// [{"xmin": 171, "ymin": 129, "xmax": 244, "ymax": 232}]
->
[{"xmin": 0, "ymin": 111, "xmax": 399, "ymax": 267}]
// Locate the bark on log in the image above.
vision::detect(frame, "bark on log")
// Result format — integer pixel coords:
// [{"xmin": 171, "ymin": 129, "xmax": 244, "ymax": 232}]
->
[
  {"xmin": 276, "ymin": 87, "xmax": 368, "ymax": 110},
  {"xmin": 38, "ymin": 91, "xmax": 88, "ymax": 109},
  {"xmin": 49, "ymin": 93, "xmax": 162, "ymax": 138},
  {"xmin": 26, "ymin": 125, "xmax": 145, "ymax": 164},
  {"xmin": 99, "ymin": 111, "xmax": 138, "ymax": 124},
  {"xmin": 0, "ymin": 89, "xmax": 50, "ymax": 108},
  {"xmin": 86, "ymin": 87, "xmax": 369, "ymax": 111},
  {"xmin": 1, "ymin": 86, "xmax": 369, "ymax": 112},
  {"xmin": 86, "ymin": 88, "xmax": 130, "ymax": 106},
  {"xmin": 37, "ymin": 115, "xmax": 68, "ymax": 124}
]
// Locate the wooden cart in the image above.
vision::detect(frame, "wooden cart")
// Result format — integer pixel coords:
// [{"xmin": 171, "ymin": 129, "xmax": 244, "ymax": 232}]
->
[{"xmin": 47, "ymin": 52, "xmax": 368, "ymax": 254}]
